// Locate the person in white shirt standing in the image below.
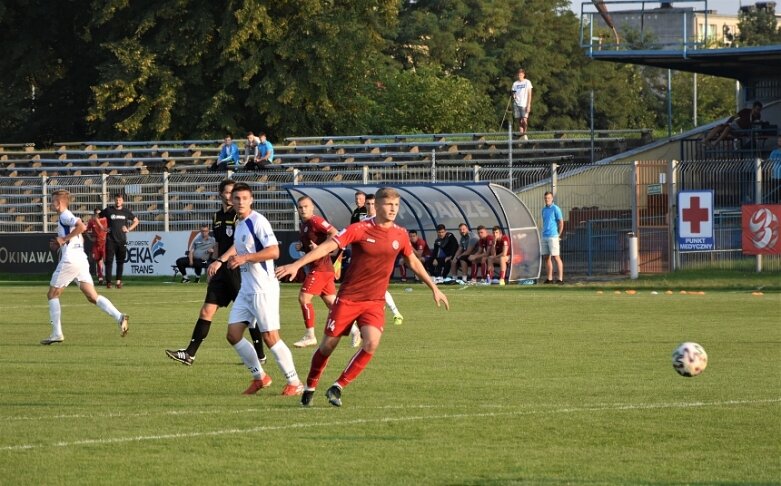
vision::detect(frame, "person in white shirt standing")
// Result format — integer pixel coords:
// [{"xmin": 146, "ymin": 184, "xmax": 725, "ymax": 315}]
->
[
  {"xmin": 511, "ymin": 68, "xmax": 533, "ymax": 140},
  {"xmin": 210, "ymin": 182, "xmax": 303, "ymax": 396},
  {"xmin": 41, "ymin": 190, "xmax": 129, "ymax": 345}
]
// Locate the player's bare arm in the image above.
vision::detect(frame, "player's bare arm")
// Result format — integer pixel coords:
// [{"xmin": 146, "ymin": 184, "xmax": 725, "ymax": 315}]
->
[
  {"xmin": 57, "ymin": 219, "xmax": 87, "ymax": 246},
  {"xmin": 227, "ymin": 244, "xmax": 279, "ymax": 269},
  {"xmin": 208, "ymin": 245, "xmax": 236, "ymax": 277},
  {"xmin": 276, "ymin": 238, "xmax": 339, "ymax": 281},
  {"xmin": 405, "ymin": 252, "xmax": 450, "ymax": 310},
  {"xmin": 124, "ymin": 217, "xmax": 140, "ymax": 233}
]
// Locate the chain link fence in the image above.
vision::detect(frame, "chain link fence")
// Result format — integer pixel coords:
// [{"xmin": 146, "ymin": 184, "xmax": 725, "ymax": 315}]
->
[{"xmin": 2, "ymin": 158, "xmax": 779, "ymax": 274}]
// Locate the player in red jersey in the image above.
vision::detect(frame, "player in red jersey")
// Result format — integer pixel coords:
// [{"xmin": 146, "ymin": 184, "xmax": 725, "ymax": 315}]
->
[
  {"xmin": 487, "ymin": 226, "xmax": 511, "ymax": 285},
  {"xmin": 398, "ymin": 230, "xmax": 431, "ymax": 281},
  {"xmin": 85, "ymin": 208, "xmax": 108, "ymax": 284},
  {"xmin": 276, "ymin": 188, "xmax": 449, "ymax": 407},
  {"xmin": 468, "ymin": 225, "xmax": 493, "ymax": 283},
  {"xmin": 293, "ymin": 196, "xmax": 339, "ymax": 348}
]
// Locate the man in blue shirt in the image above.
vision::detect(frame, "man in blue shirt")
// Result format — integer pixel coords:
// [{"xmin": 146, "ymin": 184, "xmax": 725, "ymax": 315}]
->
[
  {"xmin": 211, "ymin": 135, "xmax": 240, "ymax": 171},
  {"xmin": 246, "ymin": 132, "xmax": 275, "ymax": 170},
  {"xmin": 541, "ymin": 191, "xmax": 564, "ymax": 284}
]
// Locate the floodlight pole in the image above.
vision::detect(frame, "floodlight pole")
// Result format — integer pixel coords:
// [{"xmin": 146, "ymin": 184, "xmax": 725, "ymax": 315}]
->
[
  {"xmin": 163, "ymin": 172, "xmax": 170, "ymax": 232},
  {"xmin": 667, "ymin": 69, "xmax": 673, "ymax": 138}
]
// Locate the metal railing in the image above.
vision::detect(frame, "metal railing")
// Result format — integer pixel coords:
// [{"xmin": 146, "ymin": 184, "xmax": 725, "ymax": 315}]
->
[{"xmin": 2, "ymin": 157, "xmax": 778, "ymax": 274}]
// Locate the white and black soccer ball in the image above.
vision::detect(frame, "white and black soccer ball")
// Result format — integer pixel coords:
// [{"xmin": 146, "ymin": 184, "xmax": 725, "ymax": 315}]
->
[{"xmin": 672, "ymin": 342, "xmax": 708, "ymax": 377}]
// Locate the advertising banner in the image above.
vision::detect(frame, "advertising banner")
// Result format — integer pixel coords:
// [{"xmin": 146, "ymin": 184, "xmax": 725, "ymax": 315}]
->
[
  {"xmin": 0, "ymin": 233, "xmax": 58, "ymax": 274},
  {"xmin": 741, "ymin": 205, "xmax": 781, "ymax": 255}
]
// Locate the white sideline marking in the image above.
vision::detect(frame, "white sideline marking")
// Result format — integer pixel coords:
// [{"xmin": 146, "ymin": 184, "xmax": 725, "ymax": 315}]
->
[{"xmin": 1, "ymin": 398, "xmax": 778, "ymax": 452}]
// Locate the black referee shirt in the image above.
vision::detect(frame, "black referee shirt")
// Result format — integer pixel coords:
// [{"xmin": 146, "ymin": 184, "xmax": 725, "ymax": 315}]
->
[
  {"xmin": 212, "ymin": 206, "xmax": 239, "ymax": 256},
  {"xmin": 350, "ymin": 206, "xmax": 367, "ymax": 224}
]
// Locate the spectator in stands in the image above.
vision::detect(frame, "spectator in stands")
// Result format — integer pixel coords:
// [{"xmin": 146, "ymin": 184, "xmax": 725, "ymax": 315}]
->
[
  {"xmin": 100, "ymin": 193, "xmax": 139, "ymax": 289},
  {"xmin": 703, "ymin": 101, "xmax": 763, "ymax": 146},
  {"xmin": 469, "ymin": 225, "xmax": 493, "ymax": 283},
  {"xmin": 487, "ymin": 226, "xmax": 511, "ymax": 286},
  {"xmin": 399, "ymin": 229, "xmax": 431, "ymax": 282},
  {"xmin": 244, "ymin": 131, "xmax": 261, "ymax": 166},
  {"xmin": 451, "ymin": 223, "xmax": 478, "ymax": 281},
  {"xmin": 176, "ymin": 225, "xmax": 217, "ymax": 283},
  {"xmin": 85, "ymin": 208, "xmax": 108, "ymax": 284},
  {"xmin": 429, "ymin": 224, "xmax": 459, "ymax": 282},
  {"xmin": 511, "ymin": 68, "xmax": 533, "ymax": 140},
  {"xmin": 211, "ymin": 134, "xmax": 240, "ymax": 171},
  {"xmin": 541, "ymin": 191, "xmax": 564, "ymax": 284},
  {"xmin": 245, "ymin": 132, "xmax": 275, "ymax": 170}
]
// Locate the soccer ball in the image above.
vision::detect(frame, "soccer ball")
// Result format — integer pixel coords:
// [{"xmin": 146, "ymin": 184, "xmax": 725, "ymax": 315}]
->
[{"xmin": 672, "ymin": 342, "xmax": 708, "ymax": 377}]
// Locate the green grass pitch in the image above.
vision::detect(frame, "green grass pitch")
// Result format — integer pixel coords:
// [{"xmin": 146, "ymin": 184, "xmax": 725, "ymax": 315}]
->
[{"xmin": 0, "ymin": 282, "xmax": 779, "ymax": 484}]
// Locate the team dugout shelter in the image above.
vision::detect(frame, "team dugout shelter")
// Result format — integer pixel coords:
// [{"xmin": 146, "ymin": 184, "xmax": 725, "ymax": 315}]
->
[{"xmin": 283, "ymin": 183, "xmax": 541, "ymax": 282}]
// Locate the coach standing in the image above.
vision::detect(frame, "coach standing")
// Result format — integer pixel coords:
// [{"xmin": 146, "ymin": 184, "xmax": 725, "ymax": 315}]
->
[{"xmin": 100, "ymin": 192, "xmax": 139, "ymax": 289}]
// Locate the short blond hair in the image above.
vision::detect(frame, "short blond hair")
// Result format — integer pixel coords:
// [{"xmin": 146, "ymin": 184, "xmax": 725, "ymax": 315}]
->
[
  {"xmin": 52, "ymin": 189, "xmax": 71, "ymax": 200},
  {"xmin": 375, "ymin": 187, "xmax": 400, "ymax": 201}
]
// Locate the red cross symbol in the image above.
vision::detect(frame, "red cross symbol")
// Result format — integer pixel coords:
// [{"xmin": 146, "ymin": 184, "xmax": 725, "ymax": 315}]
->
[{"xmin": 683, "ymin": 196, "xmax": 709, "ymax": 234}]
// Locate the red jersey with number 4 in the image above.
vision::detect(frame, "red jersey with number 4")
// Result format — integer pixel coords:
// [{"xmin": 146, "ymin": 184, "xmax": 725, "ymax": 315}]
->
[
  {"xmin": 493, "ymin": 234, "xmax": 510, "ymax": 255},
  {"xmin": 300, "ymin": 215, "xmax": 334, "ymax": 272},
  {"xmin": 334, "ymin": 218, "xmax": 412, "ymax": 301}
]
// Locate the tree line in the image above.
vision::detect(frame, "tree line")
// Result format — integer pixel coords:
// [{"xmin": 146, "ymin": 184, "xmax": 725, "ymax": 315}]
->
[{"xmin": 0, "ymin": 0, "xmax": 770, "ymax": 145}]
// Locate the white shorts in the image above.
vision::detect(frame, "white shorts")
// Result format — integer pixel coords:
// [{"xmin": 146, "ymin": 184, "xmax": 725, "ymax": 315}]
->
[
  {"xmin": 228, "ymin": 289, "xmax": 280, "ymax": 332},
  {"xmin": 50, "ymin": 258, "xmax": 93, "ymax": 288},
  {"xmin": 541, "ymin": 237, "xmax": 560, "ymax": 256}
]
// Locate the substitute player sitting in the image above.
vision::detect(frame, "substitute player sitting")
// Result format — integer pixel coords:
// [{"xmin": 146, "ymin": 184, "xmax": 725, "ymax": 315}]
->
[
  {"xmin": 41, "ymin": 190, "xmax": 128, "ymax": 345},
  {"xmin": 468, "ymin": 225, "xmax": 493, "ymax": 283},
  {"xmin": 487, "ymin": 226, "xmax": 511, "ymax": 285},
  {"xmin": 276, "ymin": 187, "xmax": 449, "ymax": 408},
  {"xmin": 293, "ymin": 196, "xmax": 338, "ymax": 348}
]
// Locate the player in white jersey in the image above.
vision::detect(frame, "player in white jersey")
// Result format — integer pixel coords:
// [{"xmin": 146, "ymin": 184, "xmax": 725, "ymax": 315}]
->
[
  {"xmin": 208, "ymin": 182, "xmax": 303, "ymax": 396},
  {"xmin": 41, "ymin": 190, "xmax": 128, "ymax": 345}
]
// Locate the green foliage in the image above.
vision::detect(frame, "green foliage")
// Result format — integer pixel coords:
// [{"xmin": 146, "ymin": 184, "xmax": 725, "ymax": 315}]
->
[
  {"xmin": 362, "ymin": 69, "xmax": 495, "ymax": 133},
  {"xmin": 737, "ymin": 4, "xmax": 781, "ymax": 46},
  {"xmin": 0, "ymin": 1, "xmax": 749, "ymax": 142},
  {"xmin": 671, "ymin": 72, "xmax": 735, "ymax": 132}
]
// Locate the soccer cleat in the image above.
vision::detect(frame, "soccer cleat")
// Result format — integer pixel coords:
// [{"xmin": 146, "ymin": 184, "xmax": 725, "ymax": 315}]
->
[
  {"xmin": 293, "ymin": 335, "xmax": 318, "ymax": 348},
  {"xmin": 350, "ymin": 326, "xmax": 362, "ymax": 348},
  {"xmin": 242, "ymin": 374, "xmax": 272, "ymax": 395},
  {"xmin": 325, "ymin": 385, "xmax": 343, "ymax": 407},
  {"xmin": 106, "ymin": 281, "xmax": 112, "ymax": 289},
  {"xmin": 181, "ymin": 277, "xmax": 190, "ymax": 283},
  {"xmin": 118, "ymin": 314, "xmax": 129, "ymax": 337},
  {"xmin": 193, "ymin": 277, "xmax": 200, "ymax": 284},
  {"xmin": 557, "ymin": 280, "xmax": 565, "ymax": 285},
  {"xmin": 543, "ymin": 279, "xmax": 554, "ymax": 284},
  {"xmin": 98, "ymin": 277, "xmax": 104, "ymax": 284},
  {"xmin": 40, "ymin": 334, "xmax": 64, "ymax": 345},
  {"xmin": 165, "ymin": 348, "xmax": 194, "ymax": 366},
  {"xmin": 499, "ymin": 279, "xmax": 506, "ymax": 286},
  {"xmin": 301, "ymin": 388, "xmax": 315, "ymax": 407},
  {"xmin": 116, "ymin": 280, "xmax": 123, "ymax": 289},
  {"xmin": 393, "ymin": 313, "xmax": 404, "ymax": 326},
  {"xmin": 281, "ymin": 382, "xmax": 305, "ymax": 396}
]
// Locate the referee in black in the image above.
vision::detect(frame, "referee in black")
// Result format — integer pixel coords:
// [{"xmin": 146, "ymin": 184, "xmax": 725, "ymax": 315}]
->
[
  {"xmin": 100, "ymin": 192, "xmax": 139, "ymax": 289},
  {"xmin": 165, "ymin": 179, "xmax": 266, "ymax": 365}
]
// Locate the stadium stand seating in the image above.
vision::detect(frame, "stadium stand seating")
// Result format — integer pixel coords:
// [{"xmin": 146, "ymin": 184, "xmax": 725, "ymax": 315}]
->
[{"xmin": 0, "ymin": 129, "xmax": 648, "ymax": 176}]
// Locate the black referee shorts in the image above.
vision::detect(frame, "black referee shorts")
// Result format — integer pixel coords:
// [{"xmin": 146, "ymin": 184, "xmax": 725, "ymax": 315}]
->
[{"xmin": 204, "ymin": 265, "xmax": 241, "ymax": 307}]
